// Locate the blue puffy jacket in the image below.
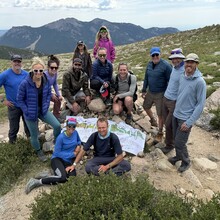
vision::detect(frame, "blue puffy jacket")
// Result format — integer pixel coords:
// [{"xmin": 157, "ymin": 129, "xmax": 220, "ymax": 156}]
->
[{"xmin": 17, "ymin": 72, "xmax": 51, "ymax": 121}]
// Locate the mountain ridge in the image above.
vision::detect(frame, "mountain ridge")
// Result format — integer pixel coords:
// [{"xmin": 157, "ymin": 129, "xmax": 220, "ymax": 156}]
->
[{"xmin": 0, "ymin": 17, "xmax": 179, "ymax": 54}]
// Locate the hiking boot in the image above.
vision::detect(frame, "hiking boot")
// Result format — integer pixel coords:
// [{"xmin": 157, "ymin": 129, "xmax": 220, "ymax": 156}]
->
[
  {"xmin": 161, "ymin": 146, "xmax": 174, "ymax": 154},
  {"xmin": 25, "ymin": 178, "xmax": 42, "ymax": 194},
  {"xmin": 178, "ymin": 162, "xmax": 191, "ymax": 173},
  {"xmin": 105, "ymin": 98, "xmax": 112, "ymax": 106},
  {"xmin": 125, "ymin": 114, "xmax": 132, "ymax": 125},
  {"xmin": 154, "ymin": 131, "xmax": 163, "ymax": 143},
  {"xmin": 149, "ymin": 118, "xmax": 158, "ymax": 127},
  {"xmin": 168, "ymin": 156, "xmax": 181, "ymax": 166},
  {"xmin": 37, "ymin": 150, "xmax": 48, "ymax": 162}
]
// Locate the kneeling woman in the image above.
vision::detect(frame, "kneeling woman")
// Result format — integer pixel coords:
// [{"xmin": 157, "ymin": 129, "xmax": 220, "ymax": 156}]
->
[{"xmin": 25, "ymin": 118, "xmax": 81, "ymax": 194}]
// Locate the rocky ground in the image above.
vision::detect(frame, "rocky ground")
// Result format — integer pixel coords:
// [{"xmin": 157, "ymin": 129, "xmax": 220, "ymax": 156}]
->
[{"xmin": 0, "ymin": 106, "xmax": 220, "ymax": 220}]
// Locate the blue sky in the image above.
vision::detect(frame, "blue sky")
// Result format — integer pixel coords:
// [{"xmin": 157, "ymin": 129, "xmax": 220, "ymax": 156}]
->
[{"xmin": 0, "ymin": 0, "xmax": 219, "ymax": 30}]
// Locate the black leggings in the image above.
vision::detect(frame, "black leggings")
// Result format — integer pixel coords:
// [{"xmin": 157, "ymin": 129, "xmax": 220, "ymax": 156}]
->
[{"xmin": 41, "ymin": 157, "xmax": 76, "ymax": 185}]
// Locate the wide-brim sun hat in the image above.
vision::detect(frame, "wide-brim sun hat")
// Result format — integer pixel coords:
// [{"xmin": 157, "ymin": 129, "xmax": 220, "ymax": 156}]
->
[{"xmin": 169, "ymin": 48, "xmax": 185, "ymax": 60}]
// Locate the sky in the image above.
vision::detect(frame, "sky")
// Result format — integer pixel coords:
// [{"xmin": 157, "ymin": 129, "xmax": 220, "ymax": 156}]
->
[{"xmin": 0, "ymin": 0, "xmax": 220, "ymax": 31}]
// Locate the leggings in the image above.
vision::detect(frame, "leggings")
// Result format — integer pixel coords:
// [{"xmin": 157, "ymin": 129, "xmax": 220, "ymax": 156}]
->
[{"xmin": 41, "ymin": 157, "xmax": 76, "ymax": 185}]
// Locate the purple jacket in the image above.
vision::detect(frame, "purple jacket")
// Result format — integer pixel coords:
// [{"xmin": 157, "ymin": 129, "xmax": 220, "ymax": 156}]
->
[{"xmin": 93, "ymin": 38, "xmax": 116, "ymax": 63}]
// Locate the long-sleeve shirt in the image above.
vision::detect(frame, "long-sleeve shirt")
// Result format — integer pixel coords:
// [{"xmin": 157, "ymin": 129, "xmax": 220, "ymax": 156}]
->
[
  {"xmin": 142, "ymin": 59, "xmax": 172, "ymax": 93},
  {"xmin": 0, "ymin": 68, "xmax": 28, "ymax": 107},
  {"xmin": 164, "ymin": 62, "xmax": 185, "ymax": 101},
  {"xmin": 45, "ymin": 70, "xmax": 60, "ymax": 97},
  {"xmin": 113, "ymin": 73, "xmax": 137, "ymax": 99},
  {"xmin": 173, "ymin": 68, "xmax": 206, "ymax": 127},
  {"xmin": 52, "ymin": 130, "xmax": 81, "ymax": 163}
]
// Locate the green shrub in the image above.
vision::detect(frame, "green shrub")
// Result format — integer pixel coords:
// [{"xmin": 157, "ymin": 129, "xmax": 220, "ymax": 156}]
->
[
  {"xmin": 0, "ymin": 138, "xmax": 37, "ymax": 195},
  {"xmin": 192, "ymin": 194, "xmax": 220, "ymax": 220},
  {"xmin": 210, "ymin": 108, "xmax": 220, "ymax": 130},
  {"xmin": 29, "ymin": 174, "xmax": 193, "ymax": 220}
]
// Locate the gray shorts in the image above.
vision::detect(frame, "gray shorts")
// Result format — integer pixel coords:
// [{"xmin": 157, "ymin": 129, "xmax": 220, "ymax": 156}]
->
[
  {"xmin": 65, "ymin": 90, "xmax": 86, "ymax": 110},
  {"xmin": 143, "ymin": 91, "xmax": 164, "ymax": 116}
]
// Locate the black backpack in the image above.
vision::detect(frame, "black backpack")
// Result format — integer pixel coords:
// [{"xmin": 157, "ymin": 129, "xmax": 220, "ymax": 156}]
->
[{"xmin": 114, "ymin": 71, "xmax": 138, "ymax": 102}]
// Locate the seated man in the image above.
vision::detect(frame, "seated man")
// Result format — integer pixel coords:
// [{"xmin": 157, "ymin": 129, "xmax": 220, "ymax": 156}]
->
[
  {"xmin": 66, "ymin": 117, "xmax": 131, "ymax": 176},
  {"xmin": 90, "ymin": 47, "xmax": 113, "ymax": 106},
  {"xmin": 62, "ymin": 58, "xmax": 91, "ymax": 115},
  {"xmin": 112, "ymin": 63, "xmax": 137, "ymax": 124}
]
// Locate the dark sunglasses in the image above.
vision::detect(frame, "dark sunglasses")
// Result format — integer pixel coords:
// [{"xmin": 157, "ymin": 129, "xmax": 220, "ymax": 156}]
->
[
  {"xmin": 68, "ymin": 125, "xmax": 76, "ymax": 129},
  {"xmin": 98, "ymin": 54, "xmax": 106, "ymax": 58},
  {"xmin": 152, "ymin": 54, "xmax": 159, "ymax": 57},
  {"xmin": 74, "ymin": 63, "xmax": 82, "ymax": 67},
  {"xmin": 100, "ymin": 29, "xmax": 107, "ymax": 33},
  {"xmin": 50, "ymin": 66, "xmax": 58, "ymax": 70},
  {"xmin": 13, "ymin": 60, "xmax": 22, "ymax": 63},
  {"xmin": 33, "ymin": 69, "xmax": 44, "ymax": 73}
]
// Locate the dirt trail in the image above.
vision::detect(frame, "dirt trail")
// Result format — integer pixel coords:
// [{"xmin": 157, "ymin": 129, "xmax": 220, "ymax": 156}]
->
[{"xmin": 0, "ymin": 122, "xmax": 220, "ymax": 220}]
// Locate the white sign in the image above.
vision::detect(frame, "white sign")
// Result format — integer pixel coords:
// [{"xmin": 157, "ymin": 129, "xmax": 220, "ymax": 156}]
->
[{"xmin": 65, "ymin": 116, "xmax": 146, "ymax": 155}]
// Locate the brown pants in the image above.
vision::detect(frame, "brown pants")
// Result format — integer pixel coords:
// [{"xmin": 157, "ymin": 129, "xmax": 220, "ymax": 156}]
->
[{"xmin": 162, "ymin": 97, "xmax": 176, "ymax": 147}]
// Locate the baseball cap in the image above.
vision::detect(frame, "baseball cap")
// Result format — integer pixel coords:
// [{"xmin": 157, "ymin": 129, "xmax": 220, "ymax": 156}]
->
[
  {"xmin": 73, "ymin": 58, "xmax": 82, "ymax": 63},
  {"xmin": 169, "ymin": 48, "xmax": 185, "ymax": 60},
  {"xmin": 150, "ymin": 47, "xmax": 161, "ymax": 56},
  {"xmin": 67, "ymin": 118, "xmax": 77, "ymax": 126},
  {"xmin": 11, "ymin": 54, "xmax": 22, "ymax": 61},
  {"xmin": 99, "ymin": 85, "xmax": 109, "ymax": 98},
  {"xmin": 184, "ymin": 53, "xmax": 199, "ymax": 63},
  {"xmin": 77, "ymin": 40, "xmax": 84, "ymax": 45}
]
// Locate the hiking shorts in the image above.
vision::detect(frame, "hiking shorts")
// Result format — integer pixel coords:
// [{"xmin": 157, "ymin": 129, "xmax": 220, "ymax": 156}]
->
[{"xmin": 143, "ymin": 91, "xmax": 164, "ymax": 116}]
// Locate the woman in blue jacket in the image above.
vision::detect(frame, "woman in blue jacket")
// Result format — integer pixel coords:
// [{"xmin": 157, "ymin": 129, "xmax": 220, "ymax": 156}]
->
[
  {"xmin": 17, "ymin": 57, "xmax": 61, "ymax": 162},
  {"xmin": 25, "ymin": 118, "xmax": 81, "ymax": 194}
]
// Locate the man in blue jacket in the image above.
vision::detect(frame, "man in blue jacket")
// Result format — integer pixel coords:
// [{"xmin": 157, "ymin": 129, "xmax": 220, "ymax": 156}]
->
[
  {"xmin": 141, "ymin": 47, "xmax": 172, "ymax": 142},
  {"xmin": 0, "ymin": 55, "xmax": 29, "ymax": 143},
  {"xmin": 90, "ymin": 47, "xmax": 113, "ymax": 106},
  {"xmin": 168, "ymin": 53, "xmax": 206, "ymax": 172}
]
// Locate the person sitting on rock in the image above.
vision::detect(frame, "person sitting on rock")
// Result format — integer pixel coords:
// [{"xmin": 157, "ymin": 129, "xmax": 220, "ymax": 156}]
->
[
  {"xmin": 66, "ymin": 117, "xmax": 131, "ymax": 176},
  {"xmin": 90, "ymin": 47, "xmax": 113, "ymax": 106},
  {"xmin": 62, "ymin": 58, "xmax": 91, "ymax": 115},
  {"xmin": 25, "ymin": 118, "xmax": 81, "ymax": 194},
  {"xmin": 112, "ymin": 62, "xmax": 137, "ymax": 125}
]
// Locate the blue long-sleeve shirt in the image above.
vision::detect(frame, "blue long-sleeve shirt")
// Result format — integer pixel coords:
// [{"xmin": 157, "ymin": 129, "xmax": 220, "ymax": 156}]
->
[
  {"xmin": 173, "ymin": 68, "xmax": 206, "ymax": 127},
  {"xmin": 0, "ymin": 68, "xmax": 28, "ymax": 107},
  {"xmin": 91, "ymin": 59, "xmax": 113, "ymax": 84},
  {"xmin": 142, "ymin": 59, "xmax": 172, "ymax": 93},
  {"xmin": 51, "ymin": 130, "xmax": 81, "ymax": 163},
  {"xmin": 164, "ymin": 62, "xmax": 185, "ymax": 101},
  {"xmin": 45, "ymin": 70, "xmax": 60, "ymax": 97}
]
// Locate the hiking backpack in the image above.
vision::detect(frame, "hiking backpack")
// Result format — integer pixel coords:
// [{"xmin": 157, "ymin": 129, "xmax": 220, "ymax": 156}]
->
[{"xmin": 114, "ymin": 70, "xmax": 138, "ymax": 102}]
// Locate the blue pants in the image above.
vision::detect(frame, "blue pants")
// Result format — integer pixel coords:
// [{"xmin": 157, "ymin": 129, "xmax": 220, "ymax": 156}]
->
[
  {"xmin": 25, "ymin": 111, "xmax": 61, "ymax": 151},
  {"xmin": 172, "ymin": 117, "xmax": 191, "ymax": 164},
  {"xmin": 85, "ymin": 156, "xmax": 131, "ymax": 176},
  {"xmin": 8, "ymin": 106, "xmax": 30, "ymax": 143}
]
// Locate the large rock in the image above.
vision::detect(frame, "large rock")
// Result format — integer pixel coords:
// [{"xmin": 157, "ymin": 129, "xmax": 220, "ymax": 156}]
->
[
  {"xmin": 135, "ymin": 116, "xmax": 152, "ymax": 133},
  {"xmin": 88, "ymin": 98, "xmax": 106, "ymax": 112},
  {"xmin": 193, "ymin": 158, "xmax": 218, "ymax": 172},
  {"xmin": 205, "ymin": 88, "xmax": 220, "ymax": 111}
]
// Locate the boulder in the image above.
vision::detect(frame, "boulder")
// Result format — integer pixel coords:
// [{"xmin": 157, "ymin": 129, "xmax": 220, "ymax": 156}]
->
[{"xmin": 88, "ymin": 98, "xmax": 106, "ymax": 112}]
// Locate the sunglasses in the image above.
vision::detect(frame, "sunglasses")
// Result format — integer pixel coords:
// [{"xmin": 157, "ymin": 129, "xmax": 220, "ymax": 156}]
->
[
  {"xmin": 74, "ymin": 63, "xmax": 82, "ymax": 67},
  {"xmin": 50, "ymin": 66, "xmax": 58, "ymax": 70},
  {"xmin": 98, "ymin": 54, "xmax": 106, "ymax": 58},
  {"xmin": 152, "ymin": 54, "xmax": 159, "ymax": 57},
  {"xmin": 13, "ymin": 60, "xmax": 22, "ymax": 63},
  {"xmin": 100, "ymin": 30, "xmax": 107, "ymax": 33},
  {"xmin": 67, "ymin": 125, "xmax": 76, "ymax": 129},
  {"xmin": 33, "ymin": 69, "xmax": 44, "ymax": 73}
]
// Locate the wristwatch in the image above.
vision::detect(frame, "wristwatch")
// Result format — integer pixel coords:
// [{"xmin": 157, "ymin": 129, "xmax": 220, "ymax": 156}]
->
[{"xmin": 73, "ymin": 162, "xmax": 77, "ymax": 166}]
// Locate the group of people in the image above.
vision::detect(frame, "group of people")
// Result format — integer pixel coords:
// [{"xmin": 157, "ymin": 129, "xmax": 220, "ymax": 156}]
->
[{"xmin": 0, "ymin": 24, "xmax": 206, "ymax": 194}]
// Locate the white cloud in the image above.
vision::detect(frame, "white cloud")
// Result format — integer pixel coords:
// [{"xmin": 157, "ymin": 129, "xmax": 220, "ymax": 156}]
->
[{"xmin": 0, "ymin": 0, "xmax": 117, "ymax": 10}]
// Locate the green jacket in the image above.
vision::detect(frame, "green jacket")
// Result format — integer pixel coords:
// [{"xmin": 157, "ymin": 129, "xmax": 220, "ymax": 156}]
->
[{"xmin": 62, "ymin": 68, "xmax": 91, "ymax": 104}]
